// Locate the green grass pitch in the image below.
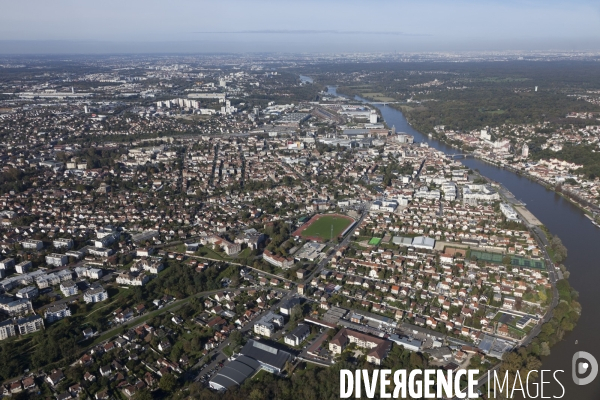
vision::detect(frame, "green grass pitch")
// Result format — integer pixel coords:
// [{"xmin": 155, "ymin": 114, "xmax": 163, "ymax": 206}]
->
[{"xmin": 300, "ymin": 215, "xmax": 354, "ymax": 241}]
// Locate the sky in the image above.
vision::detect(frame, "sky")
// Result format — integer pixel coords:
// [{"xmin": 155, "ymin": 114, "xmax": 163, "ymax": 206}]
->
[{"xmin": 0, "ymin": 0, "xmax": 599, "ymax": 54}]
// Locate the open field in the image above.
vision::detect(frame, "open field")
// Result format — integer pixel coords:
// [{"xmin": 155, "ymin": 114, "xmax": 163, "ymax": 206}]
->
[
  {"xmin": 293, "ymin": 214, "xmax": 354, "ymax": 242},
  {"xmin": 360, "ymin": 92, "xmax": 396, "ymax": 102}
]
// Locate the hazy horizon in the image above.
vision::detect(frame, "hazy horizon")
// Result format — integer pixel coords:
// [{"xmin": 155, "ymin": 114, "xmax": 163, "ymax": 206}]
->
[{"xmin": 1, "ymin": 0, "xmax": 599, "ymax": 54}]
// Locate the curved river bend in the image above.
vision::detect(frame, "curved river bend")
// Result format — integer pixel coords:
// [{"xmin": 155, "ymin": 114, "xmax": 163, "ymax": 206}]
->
[{"xmin": 326, "ymin": 86, "xmax": 600, "ymax": 398}]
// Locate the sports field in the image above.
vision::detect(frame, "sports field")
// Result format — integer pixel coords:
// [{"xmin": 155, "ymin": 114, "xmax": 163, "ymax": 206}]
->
[
  {"xmin": 293, "ymin": 214, "xmax": 355, "ymax": 242},
  {"xmin": 369, "ymin": 237, "xmax": 382, "ymax": 246},
  {"xmin": 470, "ymin": 250, "xmax": 503, "ymax": 263}
]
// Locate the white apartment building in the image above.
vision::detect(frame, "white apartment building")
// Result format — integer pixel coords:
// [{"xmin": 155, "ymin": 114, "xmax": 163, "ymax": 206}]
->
[
  {"xmin": 16, "ymin": 286, "xmax": 38, "ymax": 299},
  {"xmin": 15, "ymin": 261, "xmax": 32, "ymax": 274},
  {"xmin": 22, "ymin": 240, "xmax": 43, "ymax": 251},
  {"xmin": 53, "ymin": 238, "xmax": 74, "ymax": 250},
  {"xmin": 253, "ymin": 312, "xmax": 284, "ymax": 338},
  {"xmin": 0, "ymin": 258, "xmax": 15, "ymax": 270},
  {"xmin": 500, "ymin": 203, "xmax": 520, "ymax": 222},
  {"xmin": 116, "ymin": 272, "xmax": 149, "ymax": 286},
  {"xmin": 84, "ymin": 287, "xmax": 109, "ymax": 304},
  {"xmin": 262, "ymin": 250, "xmax": 294, "ymax": 269},
  {"xmin": 284, "ymin": 324, "xmax": 310, "ymax": 346},
  {"xmin": 60, "ymin": 281, "xmax": 78, "ymax": 297},
  {"xmin": 0, "ymin": 319, "xmax": 16, "ymax": 341},
  {"xmin": 46, "ymin": 254, "xmax": 68, "ymax": 267},
  {"xmin": 17, "ymin": 315, "xmax": 44, "ymax": 335},
  {"xmin": 44, "ymin": 304, "xmax": 72, "ymax": 322},
  {"xmin": 0, "ymin": 298, "xmax": 33, "ymax": 317},
  {"xmin": 462, "ymin": 184, "xmax": 500, "ymax": 205}
]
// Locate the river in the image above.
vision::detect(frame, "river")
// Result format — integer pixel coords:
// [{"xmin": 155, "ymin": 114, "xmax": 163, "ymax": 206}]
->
[{"xmin": 326, "ymin": 85, "xmax": 600, "ymax": 398}]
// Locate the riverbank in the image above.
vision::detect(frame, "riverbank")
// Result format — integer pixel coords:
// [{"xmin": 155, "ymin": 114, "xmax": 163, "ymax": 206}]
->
[
  {"xmin": 398, "ymin": 108, "xmax": 600, "ymax": 221},
  {"xmin": 383, "ymin": 99, "xmax": 600, "ymax": 218},
  {"xmin": 324, "ymin": 82, "xmax": 598, "ymax": 398},
  {"xmin": 473, "ymin": 153, "xmax": 600, "ymax": 218}
]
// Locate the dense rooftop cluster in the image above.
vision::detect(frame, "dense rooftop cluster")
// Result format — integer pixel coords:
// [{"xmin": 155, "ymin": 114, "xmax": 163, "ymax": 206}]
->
[{"xmin": 0, "ymin": 56, "xmax": 562, "ymax": 399}]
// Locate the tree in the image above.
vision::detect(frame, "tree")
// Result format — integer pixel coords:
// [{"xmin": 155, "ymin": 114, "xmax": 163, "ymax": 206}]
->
[
  {"xmin": 284, "ymin": 361, "xmax": 294, "ymax": 375},
  {"xmin": 540, "ymin": 342, "xmax": 551, "ymax": 356},
  {"xmin": 290, "ymin": 304, "xmax": 304, "ymax": 323},
  {"xmin": 159, "ymin": 373, "xmax": 177, "ymax": 392},
  {"xmin": 409, "ymin": 352, "xmax": 424, "ymax": 368},
  {"xmin": 249, "ymin": 389, "xmax": 264, "ymax": 400},
  {"xmin": 327, "ymin": 328, "xmax": 337, "ymax": 340},
  {"xmin": 550, "ymin": 235, "xmax": 568, "ymax": 263},
  {"xmin": 229, "ymin": 330, "xmax": 242, "ymax": 347},
  {"xmin": 133, "ymin": 388, "xmax": 153, "ymax": 400},
  {"xmin": 170, "ymin": 343, "xmax": 183, "ymax": 362}
]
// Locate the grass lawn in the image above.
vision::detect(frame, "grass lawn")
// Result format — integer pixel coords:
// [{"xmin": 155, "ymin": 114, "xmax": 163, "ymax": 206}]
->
[
  {"xmin": 522, "ymin": 324, "xmax": 534, "ymax": 334},
  {"xmin": 171, "ymin": 244, "xmax": 186, "ymax": 253},
  {"xmin": 508, "ymin": 326, "xmax": 526, "ymax": 338},
  {"xmin": 197, "ymin": 246, "xmax": 225, "ymax": 260},
  {"xmin": 222, "ymin": 345, "xmax": 234, "ymax": 357},
  {"xmin": 252, "ymin": 369, "xmax": 269, "ymax": 381},
  {"xmin": 236, "ymin": 247, "xmax": 252, "ymax": 259},
  {"xmin": 83, "ymin": 287, "xmax": 127, "ymax": 320},
  {"xmin": 301, "ymin": 215, "xmax": 354, "ymax": 241}
]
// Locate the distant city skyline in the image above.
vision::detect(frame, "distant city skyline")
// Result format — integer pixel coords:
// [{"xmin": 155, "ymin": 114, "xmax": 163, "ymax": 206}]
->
[{"xmin": 1, "ymin": 0, "xmax": 599, "ymax": 54}]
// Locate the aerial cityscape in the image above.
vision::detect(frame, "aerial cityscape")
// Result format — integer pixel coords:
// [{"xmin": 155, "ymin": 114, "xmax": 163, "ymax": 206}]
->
[{"xmin": 1, "ymin": 1, "xmax": 600, "ymax": 400}]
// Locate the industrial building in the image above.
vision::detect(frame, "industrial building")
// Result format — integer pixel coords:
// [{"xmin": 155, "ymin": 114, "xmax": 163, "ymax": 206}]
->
[
  {"xmin": 209, "ymin": 355, "xmax": 260, "ymax": 391},
  {"xmin": 239, "ymin": 340, "xmax": 292, "ymax": 374},
  {"xmin": 410, "ymin": 236, "xmax": 436, "ymax": 250},
  {"xmin": 388, "ymin": 334, "xmax": 423, "ymax": 352},
  {"xmin": 209, "ymin": 340, "xmax": 293, "ymax": 391}
]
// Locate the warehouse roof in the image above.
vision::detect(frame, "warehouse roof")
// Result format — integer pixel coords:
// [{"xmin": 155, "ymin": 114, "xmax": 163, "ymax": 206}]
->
[{"xmin": 209, "ymin": 355, "xmax": 260, "ymax": 391}]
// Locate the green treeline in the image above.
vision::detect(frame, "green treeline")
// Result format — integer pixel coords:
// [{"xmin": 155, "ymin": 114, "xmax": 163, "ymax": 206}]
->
[{"xmin": 402, "ymin": 88, "xmax": 599, "ymax": 134}]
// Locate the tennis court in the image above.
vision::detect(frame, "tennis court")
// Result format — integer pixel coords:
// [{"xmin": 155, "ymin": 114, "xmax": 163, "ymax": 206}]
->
[
  {"xmin": 469, "ymin": 250, "xmax": 545, "ymax": 270},
  {"xmin": 470, "ymin": 250, "xmax": 503, "ymax": 263},
  {"xmin": 511, "ymin": 256, "xmax": 545, "ymax": 270}
]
